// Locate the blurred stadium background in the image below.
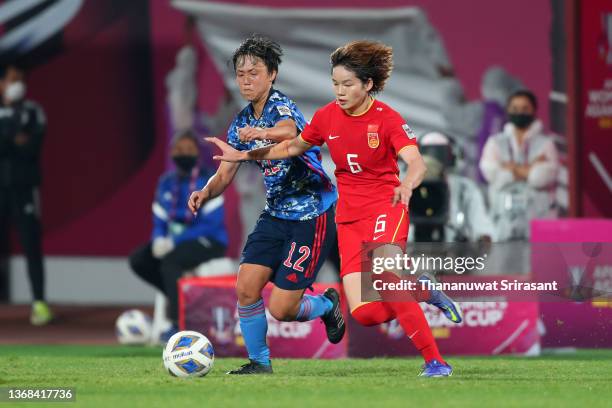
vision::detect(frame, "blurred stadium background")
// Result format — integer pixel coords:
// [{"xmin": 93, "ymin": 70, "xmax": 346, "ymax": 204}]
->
[{"xmin": 0, "ymin": 0, "xmax": 611, "ymax": 374}]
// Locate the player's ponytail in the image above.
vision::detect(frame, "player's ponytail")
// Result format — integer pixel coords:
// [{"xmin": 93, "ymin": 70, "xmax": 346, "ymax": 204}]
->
[{"xmin": 330, "ymin": 40, "xmax": 393, "ymax": 95}]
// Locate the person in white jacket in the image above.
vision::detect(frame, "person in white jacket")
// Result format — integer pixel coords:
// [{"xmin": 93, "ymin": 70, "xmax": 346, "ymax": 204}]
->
[{"xmin": 479, "ymin": 90, "xmax": 559, "ymax": 241}]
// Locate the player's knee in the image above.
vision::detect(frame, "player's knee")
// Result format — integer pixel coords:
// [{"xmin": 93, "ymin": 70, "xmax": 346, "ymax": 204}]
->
[
  {"xmin": 235, "ymin": 282, "xmax": 261, "ymax": 306},
  {"xmin": 128, "ymin": 255, "xmax": 138, "ymax": 273},
  {"xmin": 128, "ymin": 252, "xmax": 145, "ymax": 276},
  {"xmin": 268, "ymin": 302, "xmax": 296, "ymax": 322}
]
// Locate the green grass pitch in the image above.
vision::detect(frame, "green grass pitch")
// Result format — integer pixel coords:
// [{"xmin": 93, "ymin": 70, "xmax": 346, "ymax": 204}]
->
[{"xmin": 1, "ymin": 345, "xmax": 611, "ymax": 407}]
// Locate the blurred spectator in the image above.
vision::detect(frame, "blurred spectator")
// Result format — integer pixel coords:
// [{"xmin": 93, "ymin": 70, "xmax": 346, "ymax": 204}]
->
[
  {"xmin": 476, "ymin": 67, "xmax": 523, "ymax": 182},
  {"xmin": 129, "ymin": 130, "xmax": 228, "ymax": 341},
  {"xmin": 413, "ymin": 132, "xmax": 495, "ymax": 242},
  {"xmin": 479, "ymin": 90, "xmax": 559, "ymax": 241},
  {"xmin": 0, "ymin": 64, "xmax": 50, "ymax": 325},
  {"xmin": 440, "ymin": 66, "xmax": 522, "ymax": 181}
]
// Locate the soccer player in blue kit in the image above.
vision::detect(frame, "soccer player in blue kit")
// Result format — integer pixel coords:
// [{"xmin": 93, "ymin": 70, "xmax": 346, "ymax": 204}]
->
[{"xmin": 188, "ymin": 35, "xmax": 344, "ymax": 374}]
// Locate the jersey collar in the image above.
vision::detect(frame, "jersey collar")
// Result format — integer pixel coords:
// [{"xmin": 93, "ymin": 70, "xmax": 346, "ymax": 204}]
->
[
  {"xmin": 249, "ymin": 87, "xmax": 276, "ymax": 120},
  {"xmin": 344, "ymin": 97, "xmax": 375, "ymax": 117}
]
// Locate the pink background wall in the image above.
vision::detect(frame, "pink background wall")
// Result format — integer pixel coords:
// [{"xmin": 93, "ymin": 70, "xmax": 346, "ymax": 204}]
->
[{"xmin": 9, "ymin": 0, "xmax": 553, "ymax": 257}]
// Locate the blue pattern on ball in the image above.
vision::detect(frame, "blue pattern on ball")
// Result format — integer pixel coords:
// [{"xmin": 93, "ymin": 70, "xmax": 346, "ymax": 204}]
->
[
  {"xmin": 179, "ymin": 359, "xmax": 201, "ymax": 374},
  {"xmin": 176, "ymin": 336, "xmax": 194, "ymax": 349}
]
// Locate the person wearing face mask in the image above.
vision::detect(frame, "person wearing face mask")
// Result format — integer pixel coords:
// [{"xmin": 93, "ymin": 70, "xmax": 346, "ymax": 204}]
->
[
  {"xmin": 475, "ymin": 67, "xmax": 523, "ymax": 183},
  {"xmin": 128, "ymin": 130, "xmax": 228, "ymax": 341},
  {"xmin": 479, "ymin": 90, "xmax": 559, "ymax": 241},
  {"xmin": 0, "ymin": 64, "xmax": 50, "ymax": 325}
]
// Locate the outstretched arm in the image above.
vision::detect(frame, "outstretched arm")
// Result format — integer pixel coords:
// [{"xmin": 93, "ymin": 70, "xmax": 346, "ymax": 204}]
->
[{"xmin": 206, "ymin": 135, "xmax": 311, "ymax": 162}]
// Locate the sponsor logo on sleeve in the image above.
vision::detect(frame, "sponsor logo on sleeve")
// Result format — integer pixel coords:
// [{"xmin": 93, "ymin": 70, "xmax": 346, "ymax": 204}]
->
[
  {"xmin": 276, "ymin": 105, "xmax": 293, "ymax": 117},
  {"xmin": 402, "ymin": 123, "xmax": 416, "ymax": 139}
]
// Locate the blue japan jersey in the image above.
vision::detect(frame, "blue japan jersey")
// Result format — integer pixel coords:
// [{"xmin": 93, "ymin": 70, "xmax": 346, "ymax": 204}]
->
[{"xmin": 227, "ymin": 89, "xmax": 337, "ymax": 221}]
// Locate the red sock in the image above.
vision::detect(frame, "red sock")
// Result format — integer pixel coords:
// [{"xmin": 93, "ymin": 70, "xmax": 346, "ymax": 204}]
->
[
  {"xmin": 414, "ymin": 281, "xmax": 431, "ymax": 303},
  {"xmin": 351, "ymin": 301, "xmax": 395, "ymax": 326},
  {"xmin": 387, "ymin": 301, "xmax": 445, "ymax": 364}
]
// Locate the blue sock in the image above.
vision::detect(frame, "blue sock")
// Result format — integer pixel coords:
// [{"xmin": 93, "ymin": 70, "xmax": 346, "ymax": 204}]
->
[
  {"xmin": 295, "ymin": 295, "xmax": 333, "ymax": 322},
  {"xmin": 238, "ymin": 299, "xmax": 270, "ymax": 366}
]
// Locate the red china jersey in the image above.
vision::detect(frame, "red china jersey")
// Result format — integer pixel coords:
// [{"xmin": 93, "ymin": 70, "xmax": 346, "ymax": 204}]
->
[{"xmin": 300, "ymin": 99, "xmax": 418, "ymax": 223}]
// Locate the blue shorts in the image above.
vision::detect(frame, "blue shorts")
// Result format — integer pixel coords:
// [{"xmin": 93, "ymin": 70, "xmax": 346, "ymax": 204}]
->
[{"xmin": 241, "ymin": 206, "xmax": 336, "ymax": 290}]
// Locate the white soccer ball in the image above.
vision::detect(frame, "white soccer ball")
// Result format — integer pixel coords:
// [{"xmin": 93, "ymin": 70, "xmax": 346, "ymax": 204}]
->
[
  {"xmin": 163, "ymin": 330, "xmax": 214, "ymax": 377},
  {"xmin": 115, "ymin": 309, "xmax": 152, "ymax": 345}
]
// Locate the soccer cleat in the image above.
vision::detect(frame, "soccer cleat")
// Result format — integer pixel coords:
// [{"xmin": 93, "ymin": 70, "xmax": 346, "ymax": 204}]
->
[
  {"xmin": 321, "ymin": 288, "xmax": 345, "ymax": 344},
  {"xmin": 227, "ymin": 360, "xmax": 273, "ymax": 375},
  {"xmin": 418, "ymin": 274, "xmax": 463, "ymax": 324},
  {"xmin": 30, "ymin": 301, "xmax": 53, "ymax": 326},
  {"xmin": 419, "ymin": 359, "xmax": 453, "ymax": 377}
]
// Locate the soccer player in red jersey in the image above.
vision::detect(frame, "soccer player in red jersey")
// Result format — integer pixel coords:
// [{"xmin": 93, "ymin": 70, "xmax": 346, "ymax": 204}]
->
[{"xmin": 206, "ymin": 40, "xmax": 457, "ymax": 377}]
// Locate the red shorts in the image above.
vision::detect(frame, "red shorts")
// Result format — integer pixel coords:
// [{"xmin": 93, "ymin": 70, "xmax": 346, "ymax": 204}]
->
[{"xmin": 337, "ymin": 205, "xmax": 409, "ymax": 278}]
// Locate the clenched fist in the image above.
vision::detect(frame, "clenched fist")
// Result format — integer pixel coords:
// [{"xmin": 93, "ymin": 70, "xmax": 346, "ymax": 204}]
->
[
  {"xmin": 392, "ymin": 183, "xmax": 414, "ymax": 208},
  {"xmin": 188, "ymin": 189, "xmax": 210, "ymax": 215}
]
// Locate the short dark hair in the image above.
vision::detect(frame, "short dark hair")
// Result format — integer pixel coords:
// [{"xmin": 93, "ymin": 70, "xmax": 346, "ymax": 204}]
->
[
  {"xmin": 232, "ymin": 34, "xmax": 283, "ymax": 81},
  {"xmin": 507, "ymin": 90, "xmax": 538, "ymax": 111},
  {"xmin": 330, "ymin": 40, "xmax": 393, "ymax": 95},
  {"xmin": 171, "ymin": 129, "xmax": 199, "ymax": 149}
]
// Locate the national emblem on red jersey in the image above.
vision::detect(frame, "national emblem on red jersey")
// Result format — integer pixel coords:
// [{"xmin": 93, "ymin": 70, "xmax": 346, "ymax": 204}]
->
[{"xmin": 367, "ymin": 124, "xmax": 380, "ymax": 149}]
